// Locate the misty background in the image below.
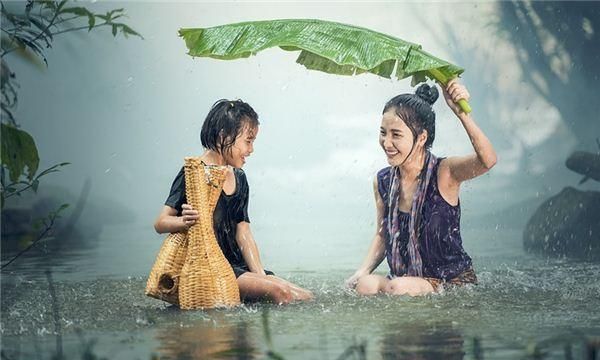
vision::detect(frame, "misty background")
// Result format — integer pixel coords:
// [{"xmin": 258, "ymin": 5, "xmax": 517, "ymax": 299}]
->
[{"xmin": 5, "ymin": 1, "xmax": 600, "ymax": 280}]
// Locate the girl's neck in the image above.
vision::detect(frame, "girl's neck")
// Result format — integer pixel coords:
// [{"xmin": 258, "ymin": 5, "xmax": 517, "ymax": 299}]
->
[
  {"xmin": 201, "ymin": 150, "xmax": 227, "ymax": 166},
  {"xmin": 399, "ymin": 149, "xmax": 427, "ymax": 180}
]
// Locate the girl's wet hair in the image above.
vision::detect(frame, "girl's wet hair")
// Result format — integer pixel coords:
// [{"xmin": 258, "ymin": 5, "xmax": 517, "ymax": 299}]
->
[
  {"xmin": 383, "ymin": 83, "xmax": 438, "ymax": 149},
  {"xmin": 200, "ymin": 99, "xmax": 259, "ymax": 155}
]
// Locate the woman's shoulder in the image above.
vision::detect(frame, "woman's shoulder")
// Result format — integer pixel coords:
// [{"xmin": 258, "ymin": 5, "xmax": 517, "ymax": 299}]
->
[
  {"xmin": 434, "ymin": 156, "xmax": 449, "ymax": 180},
  {"xmin": 377, "ymin": 166, "xmax": 392, "ymax": 180},
  {"xmin": 375, "ymin": 167, "xmax": 392, "ymax": 195}
]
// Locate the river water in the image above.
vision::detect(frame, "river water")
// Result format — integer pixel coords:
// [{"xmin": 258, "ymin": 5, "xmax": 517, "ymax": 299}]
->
[{"xmin": 2, "ymin": 227, "xmax": 599, "ymax": 359}]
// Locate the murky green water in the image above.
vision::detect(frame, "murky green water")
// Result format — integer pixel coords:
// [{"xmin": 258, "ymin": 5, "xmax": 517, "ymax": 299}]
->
[
  {"xmin": 2, "ymin": 227, "xmax": 599, "ymax": 359},
  {"xmin": 2, "ymin": 249, "xmax": 599, "ymax": 359}
]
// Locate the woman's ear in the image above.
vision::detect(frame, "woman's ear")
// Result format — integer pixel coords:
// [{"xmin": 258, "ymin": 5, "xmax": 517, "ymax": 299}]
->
[{"xmin": 417, "ymin": 130, "xmax": 428, "ymax": 148}]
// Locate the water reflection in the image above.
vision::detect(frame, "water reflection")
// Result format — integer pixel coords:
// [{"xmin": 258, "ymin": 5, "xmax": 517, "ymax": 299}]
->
[
  {"xmin": 154, "ymin": 312, "xmax": 257, "ymax": 359},
  {"xmin": 1, "ymin": 181, "xmax": 135, "ymax": 278},
  {"xmin": 380, "ymin": 321, "xmax": 465, "ymax": 360}
]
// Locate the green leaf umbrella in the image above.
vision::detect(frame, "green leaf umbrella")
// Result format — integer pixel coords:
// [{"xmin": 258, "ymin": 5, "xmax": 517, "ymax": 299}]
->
[{"xmin": 179, "ymin": 19, "xmax": 471, "ymax": 113}]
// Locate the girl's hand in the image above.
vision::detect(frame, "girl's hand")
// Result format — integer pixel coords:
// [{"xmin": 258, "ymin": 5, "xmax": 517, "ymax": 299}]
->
[
  {"xmin": 181, "ymin": 204, "xmax": 199, "ymax": 229},
  {"xmin": 442, "ymin": 78, "xmax": 470, "ymax": 116},
  {"xmin": 345, "ymin": 269, "xmax": 367, "ymax": 289}
]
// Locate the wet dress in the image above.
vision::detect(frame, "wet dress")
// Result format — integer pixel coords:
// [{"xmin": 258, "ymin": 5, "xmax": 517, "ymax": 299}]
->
[
  {"xmin": 165, "ymin": 167, "xmax": 274, "ymax": 278},
  {"xmin": 377, "ymin": 157, "xmax": 477, "ymax": 290}
]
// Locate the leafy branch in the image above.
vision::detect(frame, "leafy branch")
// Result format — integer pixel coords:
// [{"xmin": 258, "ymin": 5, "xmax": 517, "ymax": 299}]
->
[
  {"xmin": 0, "ymin": 0, "xmax": 141, "ymax": 211},
  {"xmin": 1, "ymin": 161, "xmax": 69, "ymax": 208},
  {"xmin": 1, "ymin": 203, "xmax": 69, "ymax": 270},
  {"xmin": 0, "ymin": 0, "xmax": 140, "ymax": 268},
  {"xmin": 1, "ymin": 1, "xmax": 142, "ymax": 60},
  {"xmin": 1, "ymin": 0, "xmax": 142, "ymax": 124}
]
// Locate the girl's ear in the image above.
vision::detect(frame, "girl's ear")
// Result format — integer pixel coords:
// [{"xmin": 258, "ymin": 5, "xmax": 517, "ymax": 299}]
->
[{"xmin": 215, "ymin": 129, "xmax": 225, "ymax": 154}]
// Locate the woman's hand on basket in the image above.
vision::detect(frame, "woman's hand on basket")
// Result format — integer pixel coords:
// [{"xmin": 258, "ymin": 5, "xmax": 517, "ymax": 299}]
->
[{"xmin": 181, "ymin": 204, "xmax": 199, "ymax": 229}]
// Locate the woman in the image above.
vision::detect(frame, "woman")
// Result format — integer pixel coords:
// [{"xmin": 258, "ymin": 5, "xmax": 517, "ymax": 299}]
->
[{"xmin": 346, "ymin": 80, "xmax": 497, "ymax": 296}]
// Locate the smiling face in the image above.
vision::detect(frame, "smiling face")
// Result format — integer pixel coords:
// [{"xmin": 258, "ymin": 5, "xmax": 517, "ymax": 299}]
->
[
  {"xmin": 379, "ymin": 110, "xmax": 426, "ymax": 167},
  {"xmin": 223, "ymin": 123, "xmax": 258, "ymax": 168}
]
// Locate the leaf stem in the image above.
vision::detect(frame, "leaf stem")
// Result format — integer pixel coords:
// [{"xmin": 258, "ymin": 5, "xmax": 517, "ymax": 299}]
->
[{"xmin": 428, "ymin": 68, "xmax": 472, "ymax": 113}]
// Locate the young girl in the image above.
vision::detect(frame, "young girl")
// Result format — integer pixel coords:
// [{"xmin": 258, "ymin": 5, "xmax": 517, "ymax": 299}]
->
[
  {"xmin": 154, "ymin": 99, "xmax": 313, "ymax": 304},
  {"xmin": 346, "ymin": 80, "xmax": 497, "ymax": 296}
]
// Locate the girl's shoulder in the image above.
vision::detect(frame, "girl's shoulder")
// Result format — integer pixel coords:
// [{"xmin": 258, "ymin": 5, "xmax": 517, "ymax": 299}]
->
[
  {"xmin": 233, "ymin": 167, "xmax": 247, "ymax": 179},
  {"xmin": 232, "ymin": 168, "xmax": 249, "ymax": 188}
]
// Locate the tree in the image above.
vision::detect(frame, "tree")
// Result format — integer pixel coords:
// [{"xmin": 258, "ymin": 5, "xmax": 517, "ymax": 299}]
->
[
  {"xmin": 498, "ymin": 1, "xmax": 600, "ymax": 148},
  {"xmin": 0, "ymin": 0, "xmax": 141, "ymax": 268}
]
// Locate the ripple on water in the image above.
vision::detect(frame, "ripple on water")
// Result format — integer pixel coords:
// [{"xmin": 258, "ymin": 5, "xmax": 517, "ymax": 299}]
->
[{"xmin": 1, "ymin": 260, "xmax": 599, "ymax": 359}]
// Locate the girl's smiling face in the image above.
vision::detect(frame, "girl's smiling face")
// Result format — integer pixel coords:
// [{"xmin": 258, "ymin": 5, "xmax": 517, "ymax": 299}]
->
[
  {"xmin": 224, "ymin": 123, "xmax": 258, "ymax": 168},
  {"xmin": 379, "ymin": 110, "xmax": 425, "ymax": 167}
]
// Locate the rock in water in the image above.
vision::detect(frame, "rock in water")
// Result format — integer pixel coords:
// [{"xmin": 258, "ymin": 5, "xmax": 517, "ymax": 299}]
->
[
  {"xmin": 524, "ymin": 187, "xmax": 600, "ymax": 260},
  {"xmin": 565, "ymin": 151, "xmax": 600, "ymax": 184}
]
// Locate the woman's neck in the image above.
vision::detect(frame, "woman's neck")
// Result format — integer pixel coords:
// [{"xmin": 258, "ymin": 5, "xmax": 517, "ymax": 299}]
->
[
  {"xmin": 399, "ymin": 149, "xmax": 427, "ymax": 180},
  {"xmin": 201, "ymin": 150, "xmax": 227, "ymax": 166}
]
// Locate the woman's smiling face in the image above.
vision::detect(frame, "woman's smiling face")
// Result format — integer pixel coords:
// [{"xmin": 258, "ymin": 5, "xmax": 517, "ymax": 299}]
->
[{"xmin": 379, "ymin": 110, "xmax": 417, "ymax": 167}]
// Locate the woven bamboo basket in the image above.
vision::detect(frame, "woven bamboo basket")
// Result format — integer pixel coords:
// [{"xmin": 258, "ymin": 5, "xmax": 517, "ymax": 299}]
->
[
  {"xmin": 145, "ymin": 163, "xmax": 223, "ymax": 304},
  {"xmin": 178, "ymin": 157, "xmax": 240, "ymax": 309},
  {"xmin": 145, "ymin": 157, "xmax": 240, "ymax": 308},
  {"xmin": 145, "ymin": 232, "xmax": 188, "ymax": 305}
]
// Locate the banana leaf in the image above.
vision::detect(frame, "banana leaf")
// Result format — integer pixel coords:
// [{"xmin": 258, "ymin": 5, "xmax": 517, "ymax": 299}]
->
[{"xmin": 180, "ymin": 19, "xmax": 471, "ymax": 113}]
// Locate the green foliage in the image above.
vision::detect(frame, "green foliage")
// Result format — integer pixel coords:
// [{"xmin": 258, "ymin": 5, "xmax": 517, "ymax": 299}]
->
[
  {"xmin": 0, "ymin": 0, "xmax": 142, "ymax": 125},
  {"xmin": 180, "ymin": 19, "xmax": 472, "ymax": 113},
  {"xmin": 179, "ymin": 19, "xmax": 463, "ymax": 85},
  {"xmin": 1, "ymin": 202, "xmax": 69, "ymax": 269},
  {"xmin": 0, "ymin": 159, "xmax": 69, "ymax": 209},
  {"xmin": 1, "ymin": 1, "xmax": 142, "ymax": 67},
  {"xmin": 26, "ymin": 203, "xmax": 68, "ymax": 246},
  {"xmin": 0, "ymin": 0, "xmax": 140, "ymax": 269},
  {"xmin": 0, "ymin": 121, "xmax": 70, "ymax": 209},
  {"xmin": 0, "ymin": 0, "xmax": 141, "ymax": 209},
  {"xmin": 1, "ymin": 123, "xmax": 39, "ymax": 182}
]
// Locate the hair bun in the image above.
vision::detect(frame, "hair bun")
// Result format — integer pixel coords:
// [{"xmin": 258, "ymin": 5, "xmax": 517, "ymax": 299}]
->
[{"xmin": 415, "ymin": 83, "xmax": 439, "ymax": 105}]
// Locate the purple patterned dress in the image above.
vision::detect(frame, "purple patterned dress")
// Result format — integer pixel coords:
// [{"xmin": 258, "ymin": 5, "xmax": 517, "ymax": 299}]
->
[{"xmin": 377, "ymin": 157, "xmax": 474, "ymax": 282}]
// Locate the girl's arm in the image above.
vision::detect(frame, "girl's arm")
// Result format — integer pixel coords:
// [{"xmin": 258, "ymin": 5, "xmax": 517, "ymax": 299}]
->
[
  {"xmin": 153, "ymin": 204, "xmax": 198, "ymax": 234},
  {"xmin": 440, "ymin": 79, "xmax": 497, "ymax": 184},
  {"xmin": 236, "ymin": 222, "xmax": 267, "ymax": 275},
  {"xmin": 346, "ymin": 177, "xmax": 387, "ymax": 287}
]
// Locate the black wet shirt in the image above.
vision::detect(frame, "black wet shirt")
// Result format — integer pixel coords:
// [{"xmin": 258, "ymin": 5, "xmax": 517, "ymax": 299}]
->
[{"xmin": 164, "ymin": 167, "xmax": 250, "ymax": 268}]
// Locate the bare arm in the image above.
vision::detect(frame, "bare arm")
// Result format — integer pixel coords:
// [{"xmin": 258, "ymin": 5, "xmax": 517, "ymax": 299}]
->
[
  {"xmin": 236, "ymin": 221, "xmax": 266, "ymax": 275},
  {"xmin": 441, "ymin": 79, "xmax": 497, "ymax": 184},
  {"xmin": 346, "ymin": 177, "xmax": 386, "ymax": 287},
  {"xmin": 153, "ymin": 204, "xmax": 198, "ymax": 234}
]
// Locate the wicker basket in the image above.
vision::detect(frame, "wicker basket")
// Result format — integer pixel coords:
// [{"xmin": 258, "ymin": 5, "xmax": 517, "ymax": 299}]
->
[
  {"xmin": 145, "ymin": 157, "xmax": 241, "ymax": 309},
  {"xmin": 145, "ymin": 232, "xmax": 188, "ymax": 305},
  {"xmin": 178, "ymin": 157, "xmax": 240, "ymax": 309}
]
